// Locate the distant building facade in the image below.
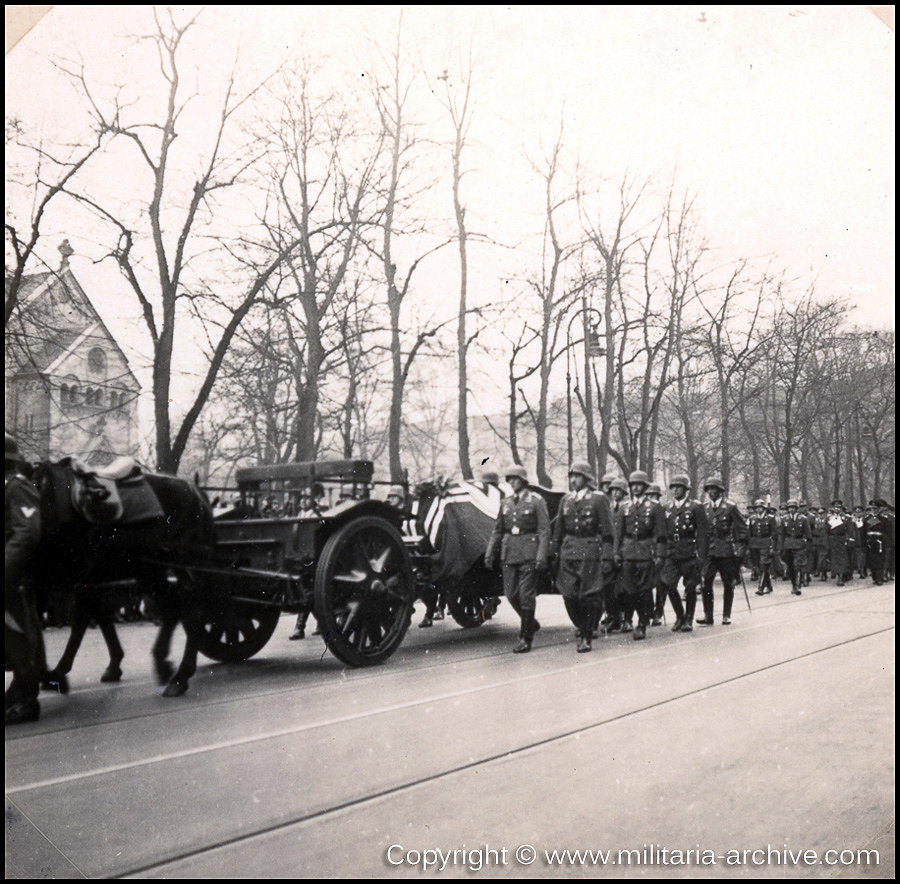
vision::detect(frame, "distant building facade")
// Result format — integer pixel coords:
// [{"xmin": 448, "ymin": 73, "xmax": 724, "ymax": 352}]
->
[{"xmin": 5, "ymin": 242, "xmax": 140, "ymax": 465}]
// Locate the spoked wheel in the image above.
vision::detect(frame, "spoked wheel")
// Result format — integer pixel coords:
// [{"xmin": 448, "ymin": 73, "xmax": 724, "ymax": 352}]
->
[
  {"xmin": 314, "ymin": 516, "xmax": 415, "ymax": 667},
  {"xmin": 195, "ymin": 597, "xmax": 281, "ymax": 663},
  {"xmin": 445, "ymin": 570, "xmax": 503, "ymax": 628}
]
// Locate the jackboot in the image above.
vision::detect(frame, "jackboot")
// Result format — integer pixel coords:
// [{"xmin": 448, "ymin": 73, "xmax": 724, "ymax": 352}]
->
[{"xmin": 513, "ymin": 611, "xmax": 535, "ymax": 653}]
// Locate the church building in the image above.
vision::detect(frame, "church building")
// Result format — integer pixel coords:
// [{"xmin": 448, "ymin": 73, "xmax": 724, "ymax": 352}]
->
[{"xmin": 5, "ymin": 241, "xmax": 141, "ymax": 465}]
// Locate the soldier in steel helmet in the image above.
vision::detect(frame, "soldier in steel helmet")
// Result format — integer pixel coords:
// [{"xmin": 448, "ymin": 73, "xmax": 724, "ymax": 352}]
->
[
  {"xmin": 485, "ymin": 465, "xmax": 551, "ymax": 652},
  {"xmin": 778, "ymin": 499, "xmax": 812, "ymax": 595},
  {"xmin": 600, "ymin": 476, "xmax": 629, "ymax": 633},
  {"xmin": 614, "ymin": 470, "xmax": 667, "ymax": 640},
  {"xmin": 748, "ymin": 499, "xmax": 778, "ymax": 595},
  {"xmin": 700, "ymin": 476, "xmax": 748, "ymax": 626},
  {"xmin": 551, "ymin": 461, "xmax": 614, "ymax": 652},
  {"xmin": 659, "ymin": 474, "xmax": 709, "ymax": 631},
  {"xmin": 5, "ymin": 433, "xmax": 45, "ymax": 724}
]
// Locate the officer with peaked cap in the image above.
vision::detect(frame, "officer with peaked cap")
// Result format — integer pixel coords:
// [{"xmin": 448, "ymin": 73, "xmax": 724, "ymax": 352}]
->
[
  {"xmin": 659, "ymin": 474, "xmax": 709, "ymax": 631},
  {"xmin": 5, "ymin": 434, "xmax": 45, "ymax": 724},
  {"xmin": 700, "ymin": 476, "xmax": 748, "ymax": 626},
  {"xmin": 485, "ymin": 465, "xmax": 551, "ymax": 652},
  {"xmin": 551, "ymin": 461, "xmax": 614, "ymax": 652},
  {"xmin": 778, "ymin": 499, "xmax": 812, "ymax": 595},
  {"xmin": 825, "ymin": 500, "xmax": 857, "ymax": 586},
  {"xmin": 748, "ymin": 499, "xmax": 778, "ymax": 595}
]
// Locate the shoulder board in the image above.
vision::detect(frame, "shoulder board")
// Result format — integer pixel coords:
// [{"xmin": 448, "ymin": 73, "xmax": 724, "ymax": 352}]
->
[{"xmin": 725, "ymin": 498, "xmax": 737, "ymax": 506}]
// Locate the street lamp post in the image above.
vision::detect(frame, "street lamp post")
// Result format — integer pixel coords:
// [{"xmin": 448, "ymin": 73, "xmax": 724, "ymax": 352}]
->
[{"xmin": 566, "ymin": 303, "xmax": 604, "ymax": 475}]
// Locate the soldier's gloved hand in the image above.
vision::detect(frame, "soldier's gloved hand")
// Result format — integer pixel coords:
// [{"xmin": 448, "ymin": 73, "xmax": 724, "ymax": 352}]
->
[
  {"xmin": 535, "ymin": 559, "xmax": 548, "ymax": 572},
  {"xmin": 485, "ymin": 556, "xmax": 498, "ymax": 572}
]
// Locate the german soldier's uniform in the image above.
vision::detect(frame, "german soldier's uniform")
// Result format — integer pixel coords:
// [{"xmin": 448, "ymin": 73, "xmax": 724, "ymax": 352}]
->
[
  {"xmin": 825, "ymin": 503, "xmax": 856, "ymax": 585},
  {"xmin": 6, "ymin": 435, "xmax": 44, "ymax": 724},
  {"xmin": 615, "ymin": 472, "xmax": 667, "ymax": 640},
  {"xmin": 552, "ymin": 462, "xmax": 614, "ymax": 651},
  {"xmin": 600, "ymin": 478, "xmax": 628, "ymax": 633},
  {"xmin": 659, "ymin": 476, "xmax": 709, "ymax": 631},
  {"xmin": 486, "ymin": 466, "xmax": 550, "ymax": 651},
  {"xmin": 811, "ymin": 508, "xmax": 830, "ymax": 579},
  {"xmin": 852, "ymin": 508, "xmax": 867, "ymax": 577},
  {"xmin": 701, "ymin": 478, "xmax": 748, "ymax": 625},
  {"xmin": 748, "ymin": 501, "xmax": 778, "ymax": 595},
  {"xmin": 864, "ymin": 501, "xmax": 890, "ymax": 585},
  {"xmin": 778, "ymin": 501, "xmax": 812, "ymax": 594}
]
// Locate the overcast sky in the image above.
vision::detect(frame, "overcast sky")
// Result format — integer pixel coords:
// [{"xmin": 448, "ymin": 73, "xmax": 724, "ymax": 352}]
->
[{"xmin": 5, "ymin": 6, "xmax": 895, "ymax": 428}]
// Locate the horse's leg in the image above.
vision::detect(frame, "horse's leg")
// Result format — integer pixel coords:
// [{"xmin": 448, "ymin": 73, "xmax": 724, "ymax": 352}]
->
[
  {"xmin": 151, "ymin": 604, "xmax": 177, "ymax": 687},
  {"xmin": 96, "ymin": 609, "xmax": 125, "ymax": 682},
  {"xmin": 43, "ymin": 596, "xmax": 93, "ymax": 694},
  {"xmin": 162, "ymin": 622, "xmax": 199, "ymax": 698}
]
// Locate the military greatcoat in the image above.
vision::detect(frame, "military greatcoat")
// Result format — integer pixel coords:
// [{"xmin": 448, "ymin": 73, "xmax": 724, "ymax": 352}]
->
[{"xmin": 552, "ymin": 489, "xmax": 614, "ymax": 601}]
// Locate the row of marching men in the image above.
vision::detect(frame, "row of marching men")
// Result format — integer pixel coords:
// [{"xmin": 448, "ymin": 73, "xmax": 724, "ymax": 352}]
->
[
  {"xmin": 746, "ymin": 497, "xmax": 894, "ymax": 593},
  {"xmin": 484, "ymin": 462, "xmax": 894, "ymax": 654}
]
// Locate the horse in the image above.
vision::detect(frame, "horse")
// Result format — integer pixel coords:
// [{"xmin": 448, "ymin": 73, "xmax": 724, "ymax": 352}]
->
[
  {"xmin": 409, "ymin": 477, "xmax": 563, "ymax": 628},
  {"xmin": 31, "ymin": 457, "xmax": 218, "ymax": 697}
]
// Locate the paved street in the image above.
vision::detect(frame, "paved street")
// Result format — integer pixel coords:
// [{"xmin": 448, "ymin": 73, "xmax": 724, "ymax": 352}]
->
[{"xmin": 5, "ymin": 580, "xmax": 894, "ymax": 879}]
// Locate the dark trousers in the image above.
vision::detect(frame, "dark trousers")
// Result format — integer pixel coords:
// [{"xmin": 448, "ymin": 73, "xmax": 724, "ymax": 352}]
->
[
  {"xmin": 502, "ymin": 562, "xmax": 539, "ymax": 615},
  {"xmin": 702, "ymin": 556, "xmax": 740, "ymax": 620},
  {"xmin": 782, "ymin": 548, "xmax": 807, "ymax": 590},
  {"xmin": 621, "ymin": 560, "xmax": 656, "ymax": 627}
]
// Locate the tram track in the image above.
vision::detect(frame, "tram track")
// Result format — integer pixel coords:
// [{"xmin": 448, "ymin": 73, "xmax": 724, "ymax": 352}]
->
[
  {"xmin": 116, "ymin": 624, "xmax": 894, "ymax": 879},
  {"xmin": 5, "ymin": 581, "xmax": 888, "ymax": 744}
]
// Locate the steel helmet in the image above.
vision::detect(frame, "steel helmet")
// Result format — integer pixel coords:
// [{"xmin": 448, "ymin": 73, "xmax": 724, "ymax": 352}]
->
[
  {"xmin": 609, "ymin": 477, "xmax": 628, "ymax": 493},
  {"xmin": 647, "ymin": 483, "xmax": 662, "ymax": 497},
  {"xmin": 481, "ymin": 471, "xmax": 500, "ymax": 485},
  {"xmin": 703, "ymin": 476, "xmax": 725, "ymax": 491},
  {"xmin": 568, "ymin": 461, "xmax": 595, "ymax": 484},
  {"xmin": 601, "ymin": 473, "xmax": 618, "ymax": 487},
  {"xmin": 628, "ymin": 470, "xmax": 651, "ymax": 487},
  {"xmin": 387, "ymin": 485, "xmax": 405, "ymax": 498},
  {"xmin": 786, "ymin": 499, "xmax": 799, "ymax": 508},
  {"xmin": 669, "ymin": 474, "xmax": 691, "ymax": 489},
  {"xmin": 505, "ymin": 465, "xmax": 529, "ymax": 483},
  {"xmin": 753, "ymin": 498, "xmax": 766, "ymax": 508}
]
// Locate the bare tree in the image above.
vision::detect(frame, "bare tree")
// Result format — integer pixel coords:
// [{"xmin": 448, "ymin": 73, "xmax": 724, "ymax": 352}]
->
[
  {"xmin": 371, "ymin": 25, "xmax": 453, "ymax": 481},
  {"xmin": 5, "ymin": 118, "xmax": 107, "ymax": 322},
  {"xmin": 434, "ymin": 57, "xmax": 478, "ymax": 480},
  {"xmin": 56, "ymin": 10, "xmax": 304, "ymax": 473}
]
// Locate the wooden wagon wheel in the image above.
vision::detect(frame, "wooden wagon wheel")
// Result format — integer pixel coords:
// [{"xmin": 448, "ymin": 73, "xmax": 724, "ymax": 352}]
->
[
  {"xmin": 314, "ymin": 516, "xmax": 415, "ymax": 667},
  {"xmin": 445, "ymin": 568, "xmax": 503, "ymax": 629},
  {"xmin": 194, "ymin": 589, "xmax": 282, "ymax": 663}
]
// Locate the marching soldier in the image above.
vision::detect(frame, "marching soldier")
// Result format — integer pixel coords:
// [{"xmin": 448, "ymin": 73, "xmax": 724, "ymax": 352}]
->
[
  {"xmin": 864, "ymin": 499, "xmax": 890, "ymax": 586},
  {"xmin": 700, "ymin": 477, "xmax": 748, "ymax": 625},
  {"xmin": 748, "ymin": 499, "xmax": 778, "ymax": 595},
  {"xmin": 551, "ymin": 462, "xmax": 614, "ymax": 652},
  {"xmin": 6, "ymin": 434, "xmax": 45, "ymax": 725},
  {"xmin": 646, "ymin": 483, "xmax": 667, "ymax": 626},
  {"xmin": 852, "ymin": 506, "xmax": 868, "ymax": 578},
  {"xmin": 811, "ymin": 506, "xmax": 830, "ymax": 580},
  {"xmin": 485, "ymin": 466, "xmax": 551, "ymax": 653},
  {"xmin": 799, "ymin": 500, "xmax": 813, "ymax": 585},
  {"xmin": 778, "ymin": 499, "xmax": 812, "ymax": 595},
  {"xmin": 600, "ymin": 477, "xmax": 628, "ymax": 633},
  {"xmin": 615, "ymin": 471, "xmax": 667, "ymax": 640},
  {"xmin": 826, "ymin": 500, "xmax": 856, "ymax": 586},
  {"xmin": 659, "ymin": 474, "xmax": 709, "ymax": 632}
]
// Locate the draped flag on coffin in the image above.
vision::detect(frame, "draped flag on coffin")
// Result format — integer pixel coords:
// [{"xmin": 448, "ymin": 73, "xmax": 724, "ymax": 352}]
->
[{"xmin": 420, "ymin": 481, "xmax": 503, "ymax": 582}]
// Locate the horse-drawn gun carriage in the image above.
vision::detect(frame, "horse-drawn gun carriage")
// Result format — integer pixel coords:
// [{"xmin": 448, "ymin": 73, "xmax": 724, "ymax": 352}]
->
[
  {"xmin": 206, "ymin": 459, "xmax": 416, "ymax": 668},
  {"xmin": 28, "ymin": 455, "xmax": 561, "ymax": 698}
]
